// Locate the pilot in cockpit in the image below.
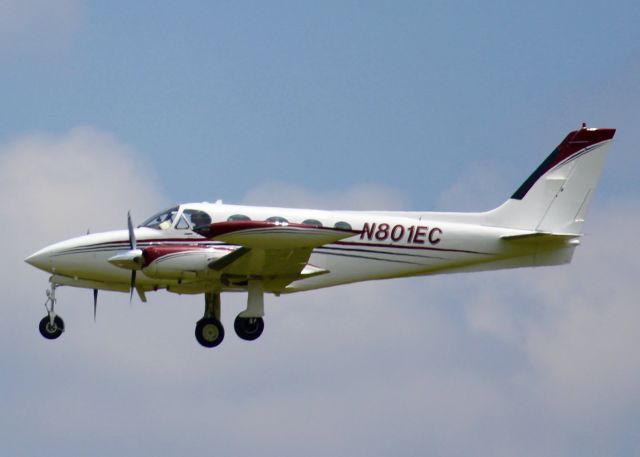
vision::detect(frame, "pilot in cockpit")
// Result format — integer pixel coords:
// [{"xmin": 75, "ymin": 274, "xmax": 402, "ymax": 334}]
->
[{"xmin": 187, "ymin": 210, "xmax": 212, "ymax": 229}]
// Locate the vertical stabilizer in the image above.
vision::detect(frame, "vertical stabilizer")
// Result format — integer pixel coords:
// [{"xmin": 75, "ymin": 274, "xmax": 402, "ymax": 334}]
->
[{"xmin": 483, "ymin": 125, "xmax": 615, "ymax": 234}]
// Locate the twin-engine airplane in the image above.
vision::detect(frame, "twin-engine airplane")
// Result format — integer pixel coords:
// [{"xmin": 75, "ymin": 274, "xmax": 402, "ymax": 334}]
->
[{"xmin": 26, "ymin": 125, "xmax": 615, "ymax": 348}]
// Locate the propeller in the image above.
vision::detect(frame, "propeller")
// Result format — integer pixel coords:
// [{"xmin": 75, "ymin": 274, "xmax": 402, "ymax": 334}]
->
[{"xmin": 107, "ymin": 212, "xmax": 145, "ymax": 302}]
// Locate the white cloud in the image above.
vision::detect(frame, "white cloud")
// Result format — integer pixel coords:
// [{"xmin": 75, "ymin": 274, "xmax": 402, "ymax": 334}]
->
[
  {"xmin": 0, "ymin": 126, "xmax": 167, "ymax": 243},
  {"xmin": 0, "ymin": 0, "xmax": 84, "ymax": 54},
  {"xmin": 523, "ymin": 203, "xmax": 640, "ymax": 417},
  {"xmin": 453, "ymin": 201, "xmax": 640, "ymax": 451}
]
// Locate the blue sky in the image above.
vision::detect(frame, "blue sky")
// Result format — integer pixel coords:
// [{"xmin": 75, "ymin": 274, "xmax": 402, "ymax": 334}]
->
[
  {"xmin": 3, "ymin": 1, "xmax": 639, "ymax": 206},
  {"xmin": 1, "ymin": 2, "xmax": 639, "ymax": 456}
]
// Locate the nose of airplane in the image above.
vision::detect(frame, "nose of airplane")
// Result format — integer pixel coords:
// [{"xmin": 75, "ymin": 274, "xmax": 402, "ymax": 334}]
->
[{"xmin": 25, "ymin": 246, "xmax": 55, "ymax": 272}]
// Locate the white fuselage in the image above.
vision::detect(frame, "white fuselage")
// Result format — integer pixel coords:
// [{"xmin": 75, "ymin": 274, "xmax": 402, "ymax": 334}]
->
[{"xmin": 25, "ymin": 202, "xmax": 570, "ymax": 297}]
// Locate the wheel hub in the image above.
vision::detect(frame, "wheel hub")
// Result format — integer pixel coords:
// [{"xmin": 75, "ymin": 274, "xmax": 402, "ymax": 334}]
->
[
  {"xmin": 45, "ymin": 322, "xmax": 58, "ymax": 333},
  {"xmin": 202, "ymin": 323, "xmax": 220, "ymax": 342},
  {"xmin": 244, "ymin": 319, "xmax": 260, "ymax": 333}
]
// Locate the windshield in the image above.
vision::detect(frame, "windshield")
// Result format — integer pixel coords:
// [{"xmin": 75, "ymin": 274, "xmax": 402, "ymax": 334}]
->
[{"xmin": 140, "ymin": 206, "xmax": 179, "ymax": 230}]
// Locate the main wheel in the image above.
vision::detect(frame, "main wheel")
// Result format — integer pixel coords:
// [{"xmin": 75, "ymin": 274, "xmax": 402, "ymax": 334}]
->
[
  {"xmin": 234, "ymin": 315, "xmax": 264, "ymax": 341},
  {"xmin": 195, "ymin": 318, "xmax": 225, "ymax": 348},
  {"xmin": 39, "ymin": 315, "xmax": 65, "ymax": 340}
]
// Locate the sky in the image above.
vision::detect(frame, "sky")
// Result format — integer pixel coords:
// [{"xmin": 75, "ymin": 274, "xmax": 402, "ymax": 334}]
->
[{"xmin": 1, "ymin": 1, "xmax": 639, "ymax": 456}]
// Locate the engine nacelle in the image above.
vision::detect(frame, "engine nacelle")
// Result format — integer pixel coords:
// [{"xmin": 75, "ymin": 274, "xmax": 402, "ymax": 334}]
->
[{"xmin": 141, "ymin": 245, "xmax": 227, "ymax": 280}]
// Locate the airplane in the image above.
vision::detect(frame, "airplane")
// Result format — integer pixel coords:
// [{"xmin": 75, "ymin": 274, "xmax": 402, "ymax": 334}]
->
[{"xmin": 25, "ymin": 124, "xmax": 615, "ymax": 348}]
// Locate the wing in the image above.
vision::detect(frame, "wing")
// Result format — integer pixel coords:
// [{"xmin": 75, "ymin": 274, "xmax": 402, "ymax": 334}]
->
[{"xmin": 195, "ymin": 221, "xmax": 358, "ymax": 291}]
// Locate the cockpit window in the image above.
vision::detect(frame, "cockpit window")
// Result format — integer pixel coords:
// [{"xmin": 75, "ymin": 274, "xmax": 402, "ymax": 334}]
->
[
  {"xmin": 140, "ymin": 206, "xmax": 179, "ymax": 230},
  {"xmin": 175, "ymin": 216, "xmax": 190, "ymax": 230},
  {"xmin": 182, "ymin": 210, "xmax": 212, "ymax": 229}
]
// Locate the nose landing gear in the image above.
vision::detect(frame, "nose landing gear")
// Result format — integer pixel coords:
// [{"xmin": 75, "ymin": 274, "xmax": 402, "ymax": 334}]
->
[{"xmin": 39, "ymin": 285, "xmax": 65, "ymax": 340}]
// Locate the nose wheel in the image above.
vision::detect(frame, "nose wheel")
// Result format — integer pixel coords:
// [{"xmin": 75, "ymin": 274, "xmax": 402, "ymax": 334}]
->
[
  {"xmin": 39, "ymin": 315, "xmax": 65, "ymax": 339},
  {"xmin": 39, "ymin": 285, "xmax": 64, "ymax": 340}
]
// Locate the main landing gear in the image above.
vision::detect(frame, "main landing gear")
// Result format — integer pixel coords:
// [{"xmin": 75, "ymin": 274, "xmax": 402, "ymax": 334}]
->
[
  {"xmin": 39, "ymin": 285, "xmax": 65, "ymax": 340},
  {"xmin": 195, "ymin": 292, "xmax": 225, "ymax": 347},
  {"xmin": 234, "ymin": 315, "xmax": 264, "ymax": 341},
  {"xmin": 194, "ymin": 280, "xmax": 266, "ymax": 348}
]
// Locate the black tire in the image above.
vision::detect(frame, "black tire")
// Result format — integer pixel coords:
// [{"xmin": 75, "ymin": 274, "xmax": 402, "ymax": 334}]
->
[
  {"xmin": 234, "ymin": 315, "xmax": 264, "ymax": 341},
  {"xmin": 195, "ymin": 318, "xmax": 225, "ymax": 348},
  {"xmin": 39, "ymin": 315, "xmax": 65, "ymax": 340}
]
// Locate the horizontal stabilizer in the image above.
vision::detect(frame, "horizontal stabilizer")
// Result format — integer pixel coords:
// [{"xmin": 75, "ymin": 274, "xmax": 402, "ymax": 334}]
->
[{"xmin": 501, "ymin": 232, "xmax": 580, "ymax": 245}]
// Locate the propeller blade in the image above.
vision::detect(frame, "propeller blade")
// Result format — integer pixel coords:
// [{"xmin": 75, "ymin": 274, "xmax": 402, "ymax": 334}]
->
[
  {"xmin": 127, "ymin": 212, "xmax": 142, "ymax": 304},
  {"xmin": 130, "ymin": 270, "xmax": 136, "ymax": 303},
  {"xmin": 93, "ymin": 289, "xmax": 98, "ymax": 322},
  {"xmin": 127, "ymin": 211, "xmax": 137, "ymax": 250}
]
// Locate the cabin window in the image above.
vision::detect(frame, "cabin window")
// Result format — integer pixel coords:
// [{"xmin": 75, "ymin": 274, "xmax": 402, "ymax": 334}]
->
[
  {"xmin": 228, "ymin": 214, "xmax": 251, "ymax": 222},
  {"xmin": 334, "ymin": 221, "xmax": 352, "ymax": 230},
  {"xmin": 302, "ymin": 219, "xmax": 323, "ymax": 227},
  {"xmin": 266, "ymin": 216, "xmax": 288, "ymax": 224}
]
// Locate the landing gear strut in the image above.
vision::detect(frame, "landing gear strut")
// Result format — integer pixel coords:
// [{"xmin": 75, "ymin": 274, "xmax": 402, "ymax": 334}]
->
[
  {"xmin": 195, "ymin": 291, "xmax": 224, "ymax": 348},
  {"xmin": 39, "ymin": 285, "xmax": 65, "ymax": 340}
]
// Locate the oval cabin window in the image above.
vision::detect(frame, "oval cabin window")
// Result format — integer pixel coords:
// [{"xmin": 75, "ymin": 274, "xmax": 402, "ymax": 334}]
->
[
  {"xmin": 302, "ymin": 219, "xmax": 323, "ymax": 227},
  {"xmin": 227, "ymin": 214, "xmax": 251, "ymax": 222}
]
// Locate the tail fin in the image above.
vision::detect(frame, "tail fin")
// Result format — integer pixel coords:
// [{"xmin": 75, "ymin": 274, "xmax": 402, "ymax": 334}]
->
[{"xmin": 484, "ymin": 125, "xmax": 616, "ymax": 234}]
